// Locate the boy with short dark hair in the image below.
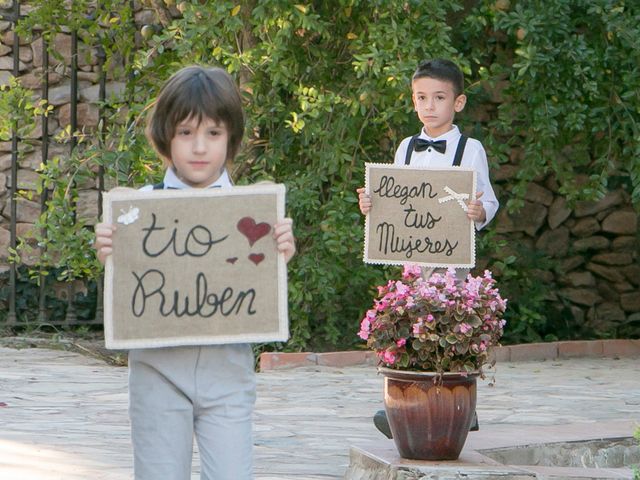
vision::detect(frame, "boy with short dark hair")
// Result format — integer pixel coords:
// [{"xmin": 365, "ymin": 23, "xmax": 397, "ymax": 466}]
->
[
  {"xmin": 94, "ymin": 66, "xmax": 295, "ymax": 479},
  {"xmin": 357, "ymin": 58, "xmax": 499, "ymax": 437},
  {"xmin": 359, "ymin": 58, "xmax": 498, "ymax": 230}
]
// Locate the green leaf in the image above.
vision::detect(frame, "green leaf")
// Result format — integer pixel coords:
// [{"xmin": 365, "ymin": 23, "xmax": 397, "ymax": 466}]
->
[{"xmin": 445, "ymin": 334, "xmax": 458, "ymax": 345}]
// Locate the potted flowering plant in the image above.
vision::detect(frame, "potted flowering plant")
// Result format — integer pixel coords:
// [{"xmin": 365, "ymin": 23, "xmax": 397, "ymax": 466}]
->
[{"xmin": 358, "ymin": 265, "xmax": 507, "ymax": 460}]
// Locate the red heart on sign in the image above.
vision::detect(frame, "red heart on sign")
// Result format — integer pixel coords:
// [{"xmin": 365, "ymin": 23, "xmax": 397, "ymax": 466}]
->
[
  {"xmin": 237, "ymin": 217, "xmax": 271, "ymax": 246},
  {"xmin": 249, "ymin": 253, "xmax": 265, "ymax": 265}
]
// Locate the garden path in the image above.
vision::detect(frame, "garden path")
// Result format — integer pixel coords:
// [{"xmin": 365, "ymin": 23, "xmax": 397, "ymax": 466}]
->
[{"xmin": 0, "ymin": 345, "xmax": 638, "ymax": 479}]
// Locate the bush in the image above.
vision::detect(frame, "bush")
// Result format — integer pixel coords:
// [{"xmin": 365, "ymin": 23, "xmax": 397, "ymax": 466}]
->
[{"xmin": 4, "ymin": 0, "xmax": 639, "ymax": 349}]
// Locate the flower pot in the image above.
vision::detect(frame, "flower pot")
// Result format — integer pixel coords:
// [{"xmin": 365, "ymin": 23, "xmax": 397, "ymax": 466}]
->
[{"xmin": 380, "ymin": 367, "xmax": 478, "ymax": 461}]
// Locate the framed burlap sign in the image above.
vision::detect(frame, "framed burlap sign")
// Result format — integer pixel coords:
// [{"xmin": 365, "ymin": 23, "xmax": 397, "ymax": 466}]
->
[
  {"xmin": 102, "ymin": 184, "xmax": 288, "ymax": 349},
  {"xmin": 363, "ymin": 164, "xmax": 477, "ymax": 268}
]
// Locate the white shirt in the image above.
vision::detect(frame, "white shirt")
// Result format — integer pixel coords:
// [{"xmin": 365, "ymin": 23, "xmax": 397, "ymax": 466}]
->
[
  {"xmin": 393, "ymin": 125, "xmax": 499, "ymax": 230},
  {"xmin": 139, "ymin": 167, "xmax": 233, "ymax": 191}
]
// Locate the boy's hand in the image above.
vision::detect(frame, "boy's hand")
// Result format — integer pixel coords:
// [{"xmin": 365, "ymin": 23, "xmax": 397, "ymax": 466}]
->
[
  {"xmin": 274, "ymin": 218, "xmax": 296, "ymax": 264},
  {"xmin": 357, "ymin": 187, "xmax": 371, "ymax": 215},
  {"xmin": 94, "ymin": 222, "xmax": 116, "ymax": 265},
  {"xmin": 466, "ymin": 191, "xmax": 486, "ymax": 223}
]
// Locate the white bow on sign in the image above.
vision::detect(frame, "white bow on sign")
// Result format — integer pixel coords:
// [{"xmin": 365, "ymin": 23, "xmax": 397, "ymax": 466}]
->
[{"xmin": 438, "ymin": 186, "xmax": 469, "ymax": 212}]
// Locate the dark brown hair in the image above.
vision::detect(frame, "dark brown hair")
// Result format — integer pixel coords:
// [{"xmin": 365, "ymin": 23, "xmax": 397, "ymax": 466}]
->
[
  {"xmin": 412, "ymin": 59, "xmax": 464, "ymax": 98},
  {"xmin": 146, "ymin": 66, "xmax": 245, "ymax": 163}
]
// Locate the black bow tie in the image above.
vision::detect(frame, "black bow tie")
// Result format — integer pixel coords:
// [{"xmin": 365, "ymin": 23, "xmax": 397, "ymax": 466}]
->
[{"xmin": 414, "ymin": 138, "xmax": 446, "ymax": 154}]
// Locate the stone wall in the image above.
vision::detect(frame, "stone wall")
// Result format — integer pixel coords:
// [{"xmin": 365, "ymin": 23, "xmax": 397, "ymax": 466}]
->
[
  {"xmin": 491, "ymin": 172, "xmax": 639, "ymax": 334},
  {"xmin": 0, "ymin": 4, "xmax": 140, "ymax": 271}
]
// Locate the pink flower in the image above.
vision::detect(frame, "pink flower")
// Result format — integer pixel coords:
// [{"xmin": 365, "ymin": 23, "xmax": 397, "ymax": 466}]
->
[
  {"xmin": 426, "ymin": 314, "xmax": 435, "ymax": 322},
  {"xmin": 374, "ymin": 299, "xmax": 389, "ymax": 311},
  {"xmin": 459, "ymin": 323, "xmax": 471, "ymax": 334},
  {"xmin": 412, "ymin": 322, "xmax": 422, "ymax": 334},
  {"xmin": 396, "ymin": 338, "xmax": 406, "ymax": 347},
  {"xmin": 395, "ymin": 281, "xmax": 409, "ymax": 296},
  {"xmin": 499, "ymin": 298, "xmax": 508, "ymax": 310},
  {"xmin": 402, "ymin": 264, "xmax": 422, "ymax": 279},
  {"xmin": 382, "ymin": 350, "xmax": 397, "ymax": 365},
  {"xmin": 358, "ymin": 317, "xmax": 371, "ymax": 340}
]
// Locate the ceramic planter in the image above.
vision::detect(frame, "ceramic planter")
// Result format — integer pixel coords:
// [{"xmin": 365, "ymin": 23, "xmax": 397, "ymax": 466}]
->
[{"xmin": 380, "ymin": 367, "xmax": 478, "ymax": 460}]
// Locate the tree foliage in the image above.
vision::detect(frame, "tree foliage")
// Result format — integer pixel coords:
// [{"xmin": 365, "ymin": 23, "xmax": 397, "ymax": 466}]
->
[
  {"xmin": 2, "ymin": 0, "xmax": 638, "ymax": 347},
  {"xmin": 486, "ymin": 0, "xmax": 640, "ymax": 210}
]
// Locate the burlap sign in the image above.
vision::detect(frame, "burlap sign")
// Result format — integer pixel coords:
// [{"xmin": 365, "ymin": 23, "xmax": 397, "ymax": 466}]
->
[
  {"xmin": 102, "ymin": 184, "xmax": 288, "ymax": 349},
  {"xmin": 364, "ymin": 164, "xmax": 476, "ymax": 268}
]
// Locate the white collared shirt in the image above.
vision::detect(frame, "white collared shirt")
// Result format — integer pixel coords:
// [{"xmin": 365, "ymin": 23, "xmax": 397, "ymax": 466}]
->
[
  {"xmin": 139, "ymin": 167, "xmax": 233, "ymax": 191},
  {"xmin": 393, "ymin": 125, "xmax": 499, "ymax": 230}
]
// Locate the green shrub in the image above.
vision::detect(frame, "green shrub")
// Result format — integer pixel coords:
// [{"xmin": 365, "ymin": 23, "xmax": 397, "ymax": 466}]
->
[{"xmin": 3, "ymin": 0, "xmax": 638, "ymax": 348}]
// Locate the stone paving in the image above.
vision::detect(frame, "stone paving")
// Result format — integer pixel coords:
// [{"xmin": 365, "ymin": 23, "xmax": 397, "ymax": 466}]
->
[{"xmin": 0, "ymin": 345, "xmax": 639, "ymax": 479}]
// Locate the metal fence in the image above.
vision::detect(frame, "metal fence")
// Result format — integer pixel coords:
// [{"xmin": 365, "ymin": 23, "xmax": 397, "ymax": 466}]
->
[{"xmin": 1, "ymin": 0, "xmax": 110, "ymax": 326}]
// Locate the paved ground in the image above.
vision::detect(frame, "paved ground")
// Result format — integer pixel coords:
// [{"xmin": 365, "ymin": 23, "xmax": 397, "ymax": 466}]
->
[{"xmin": 0, "ymin": 344, "xmax": 638, "ymax": 479}]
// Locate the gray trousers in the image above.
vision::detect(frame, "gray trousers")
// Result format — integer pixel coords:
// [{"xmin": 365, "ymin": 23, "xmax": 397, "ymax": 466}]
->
[{"xmin": 128, "ymin": 344, "xmax": 256, "ymax": 480}]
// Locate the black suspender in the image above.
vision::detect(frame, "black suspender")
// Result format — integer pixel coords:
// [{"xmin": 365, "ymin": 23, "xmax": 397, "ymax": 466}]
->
[
  {"xmin": 404, "ymin": 134, "xmax": 468, "ymax": 167},
  {"xmin": 404, "ymin": 134, "xmax": 420, "ymax": 165},
  {"xmin": 452, "ymin": 135, "xmax": 467, "ymax": 167}
]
